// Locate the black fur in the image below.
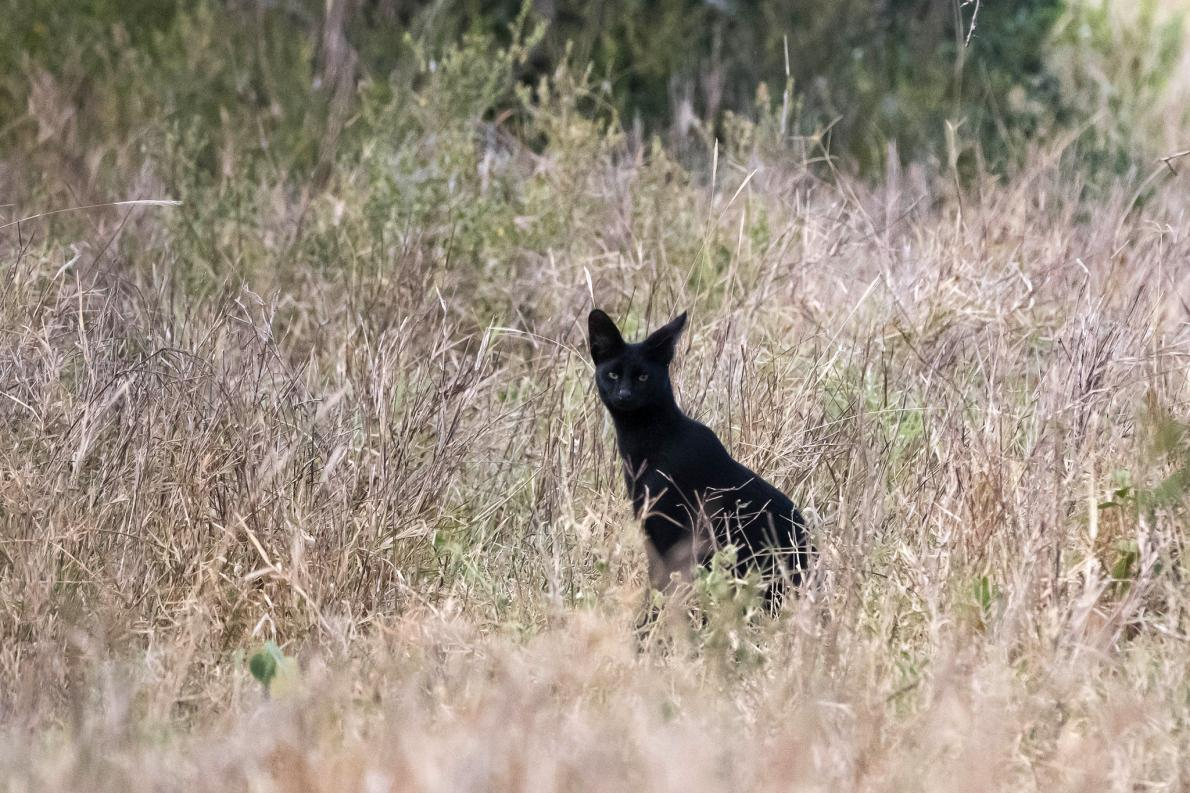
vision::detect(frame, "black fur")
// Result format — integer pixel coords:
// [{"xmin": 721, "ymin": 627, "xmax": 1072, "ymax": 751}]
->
[{"xmin": 588, "ymin": 309, "xmax": 812, "ymax": 610}]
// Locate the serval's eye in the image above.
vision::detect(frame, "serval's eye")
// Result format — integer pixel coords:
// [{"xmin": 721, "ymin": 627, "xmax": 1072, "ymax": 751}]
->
[
  {"xmin": 637, "ymin": 373, "xmax": 649, "ymax": 382},
  {"xmin": 607, "ymin": 371, "xmax": 619, "ymax": 380}
]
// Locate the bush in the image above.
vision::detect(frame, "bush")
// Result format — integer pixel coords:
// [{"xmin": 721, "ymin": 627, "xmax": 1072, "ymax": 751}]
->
[
  {"xmin": 519, "ymin": 0, "xmax": 1069, "ymax": 170},
  {"xmin": 6, "ymin": 0, "xmax": 1180, "ymax": 193}
]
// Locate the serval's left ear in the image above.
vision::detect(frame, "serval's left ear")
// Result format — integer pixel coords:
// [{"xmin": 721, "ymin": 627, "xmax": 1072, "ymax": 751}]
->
[
  {"xmin": 588, "ymin": 309, "xmax": 627, "ymax": 364},
  {"xmin": 642, "ymin": 311, "xmax": 688, "ymax": 365}
]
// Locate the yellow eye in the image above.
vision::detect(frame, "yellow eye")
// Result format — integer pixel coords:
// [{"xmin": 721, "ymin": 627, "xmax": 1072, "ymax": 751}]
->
[
  {"xmin": 637, "ymin": 373, "xmax": 648, "ymax": 382},
  {"xmin": 608, "ymin": 372, "xmax": 619, "ymax": 380}
]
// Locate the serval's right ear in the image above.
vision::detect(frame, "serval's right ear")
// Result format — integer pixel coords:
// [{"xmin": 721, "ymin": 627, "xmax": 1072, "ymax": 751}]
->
[
  {"xmin": 588, "ymin": 309, "xmax": 626, "ymax": 365},
  {"xmin": 642, "ymin": 310, "xmax": 687, "ymax": 365}
]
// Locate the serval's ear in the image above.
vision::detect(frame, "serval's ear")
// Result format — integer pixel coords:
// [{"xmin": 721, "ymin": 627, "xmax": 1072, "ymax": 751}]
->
[
  {"xmin": 642, "ymin": 311, "xmax": 688, "ymax": 365},
  {"xmin": 588, "ymin": 309, "xmax": 626, "ymax": 364}
]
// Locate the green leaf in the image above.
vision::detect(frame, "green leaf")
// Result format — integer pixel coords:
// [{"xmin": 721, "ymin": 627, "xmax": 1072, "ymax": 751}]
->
[
  {"xmin": 248, "ymin": 640, "xmax": 300, "ymax": 697},
  {"xmin": 249, "ymin": 649, "xmax": 276, "ymax": 686}
]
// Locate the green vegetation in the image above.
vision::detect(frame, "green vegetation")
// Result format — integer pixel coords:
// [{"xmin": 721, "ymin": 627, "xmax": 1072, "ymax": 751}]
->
[{"xmin": 3, "ymin": 0, "xmax": 1184, "ymax": 200}]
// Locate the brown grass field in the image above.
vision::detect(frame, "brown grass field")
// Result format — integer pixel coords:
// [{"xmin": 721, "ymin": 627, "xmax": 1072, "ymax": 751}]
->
[{"xmin": 3, "ymin": 4, "xmax": 1190, "ymax": 791}]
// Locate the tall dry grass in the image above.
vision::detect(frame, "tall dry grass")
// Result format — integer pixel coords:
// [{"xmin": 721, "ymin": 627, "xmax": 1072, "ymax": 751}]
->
[
  {"xmin": 3, "ymin": 10, "xmax": 1190, "ymax": 790},
  {"xmin": 3, "ymin": 139, "xmax": 1189, "ymax": 790}
]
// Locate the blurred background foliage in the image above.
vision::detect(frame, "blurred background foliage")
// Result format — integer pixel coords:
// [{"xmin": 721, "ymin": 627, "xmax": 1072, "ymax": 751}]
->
[{"xmin": 0, "ymin": 0, "xmax": 1184, "ymax": 200}]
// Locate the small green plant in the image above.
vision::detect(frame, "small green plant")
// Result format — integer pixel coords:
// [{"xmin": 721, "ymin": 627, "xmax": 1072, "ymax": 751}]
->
[
  {"xmin": 692, "ymin": 547, "xmax": 769, "ymax": 668},
  {"xmin": 1094, "ymin": 405, "xmax": 1190, "ymax": 594},
  {"xmin": 964, "ymin": 574, "xmax": 1002, "ymax": 632},
  {"xmin": 248, "ymin": 641, "xmax": 300, "ymax": 699},
  {"xmin": 1108, "ymin": 538, "xmax": 1140, "ymax": 596},
  {"xmin": 692, "ymin": 546, "xmax": 741, "ymax": 599}
]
